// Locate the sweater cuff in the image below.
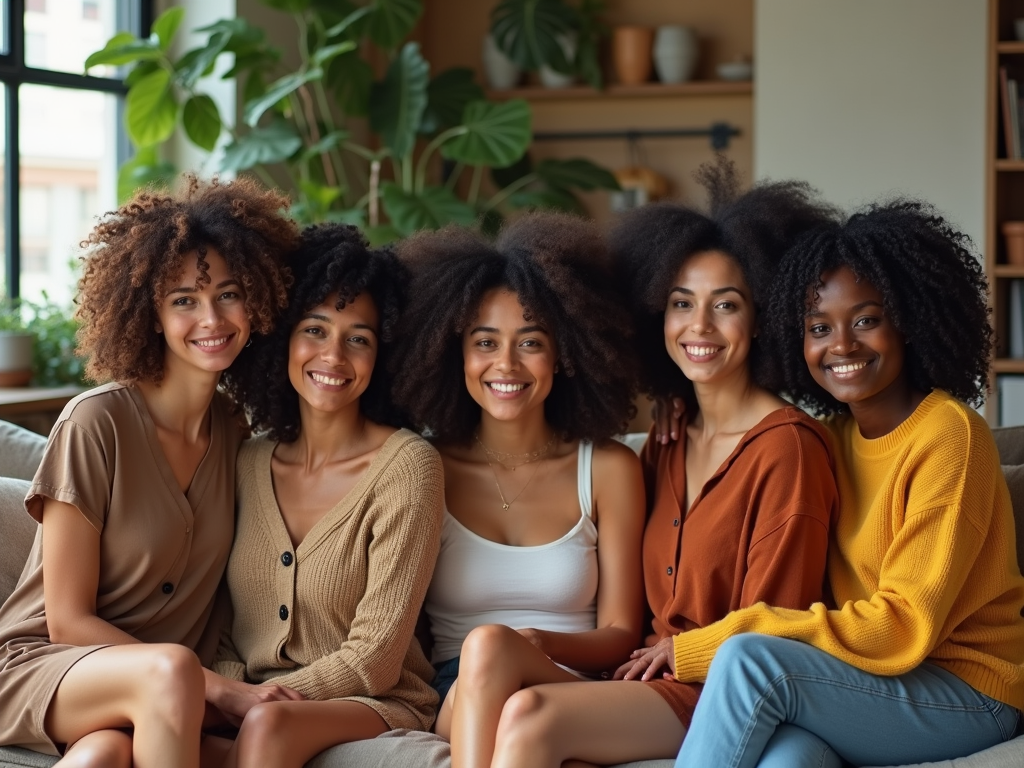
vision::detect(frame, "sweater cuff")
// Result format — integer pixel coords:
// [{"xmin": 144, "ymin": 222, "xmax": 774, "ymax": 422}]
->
[
  {"xmin": 212, "ymin": 660, "xmax": 246, "ymax": 682},
  {"xmin": 673, "ymin": 622, "xmax": 737, "ymax": 683}
]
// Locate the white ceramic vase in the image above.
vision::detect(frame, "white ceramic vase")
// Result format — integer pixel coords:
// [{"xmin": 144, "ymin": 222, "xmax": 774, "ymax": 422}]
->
[
  {"xmin": 0, "ymin": 331, "xmax": 33, "ymax": 387},
  {"xmin": 539, "ymin": 33, "xmax": 577, "ymax": 88},
  {"xmin": 482, "ymin": 34, "xmax": 521, "ymax": 90},
  {"xmin": 653, "ymin": 25, "xmax": 698, "ymax": 84}
]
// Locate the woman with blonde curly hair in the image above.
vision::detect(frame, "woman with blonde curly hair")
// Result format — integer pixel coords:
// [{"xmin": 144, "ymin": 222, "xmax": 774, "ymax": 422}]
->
[{"xmin": 0, "ymin": 175, "xmax": 297, "ymax": 768}]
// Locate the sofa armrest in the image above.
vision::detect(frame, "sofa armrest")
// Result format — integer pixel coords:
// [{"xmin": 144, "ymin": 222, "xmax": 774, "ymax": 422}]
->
[{"xmin": 0, "ymin": 419, "xmax": 46, "ymax": 481}]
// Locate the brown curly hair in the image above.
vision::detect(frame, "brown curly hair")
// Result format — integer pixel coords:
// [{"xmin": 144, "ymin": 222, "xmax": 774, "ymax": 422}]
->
[
  {"xmin": 392, "ymin": 212, "xmax": 638, "ymax": 444},
  {"xmin": 76, "ymin": 175, "xmax": 299, "ymax": 385}
]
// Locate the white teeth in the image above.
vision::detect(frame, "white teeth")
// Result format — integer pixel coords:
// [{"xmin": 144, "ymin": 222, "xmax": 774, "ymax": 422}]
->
[
  {"xmin": 830, "ymin": 361, "xmax": 868, "ymax": 374},
  {"xmin": 685, "ymin": 346, "xmax": 717, "ymax": 357},
  {"xmin": 194, "ymin": 337, "xmax": 227, "ymax": 348},
  {"xmin": 489, "ymin": 382, "xmax": 526, "ymax": 393},
  {"xmin": 311, "ymin": 372, "xmax": 347, "ymax": 386}
]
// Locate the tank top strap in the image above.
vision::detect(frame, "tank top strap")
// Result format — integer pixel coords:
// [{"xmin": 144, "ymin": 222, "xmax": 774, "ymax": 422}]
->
[{"xmin": 577, "ymin": 440, "xmax": 594, "ymax": 520}]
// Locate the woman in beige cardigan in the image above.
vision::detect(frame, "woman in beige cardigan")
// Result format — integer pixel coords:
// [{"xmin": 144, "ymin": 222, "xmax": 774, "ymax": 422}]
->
[{"xmin": 203, "ymin": 224, "xmax": 444, "ymax": 768}]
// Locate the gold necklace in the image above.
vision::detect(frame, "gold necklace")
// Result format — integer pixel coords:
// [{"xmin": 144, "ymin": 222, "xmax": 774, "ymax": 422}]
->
[
  {"xmin": 482, "ymin": 454, "xmax": 546, "ymax": 511},
  {"xmin": 474, "ymin": 433, "xmax": 555, "ymax": 471}
]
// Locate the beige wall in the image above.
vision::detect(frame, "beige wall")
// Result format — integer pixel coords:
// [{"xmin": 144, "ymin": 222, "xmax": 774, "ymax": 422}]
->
[{"xmin": 754, "ymin": 0, "xmax": 987, "ymax": 249}]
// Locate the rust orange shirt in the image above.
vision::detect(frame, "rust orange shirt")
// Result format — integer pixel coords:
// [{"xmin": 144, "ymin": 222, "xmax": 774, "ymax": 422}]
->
[{"xmin": 641, "ymin": 406, "xmax": 838, "ymax": 644}]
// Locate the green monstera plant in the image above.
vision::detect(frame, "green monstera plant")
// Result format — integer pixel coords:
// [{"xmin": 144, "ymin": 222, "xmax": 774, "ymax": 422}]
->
[{"xmin": 86, "ymin": 0, "xmax": 618, "ymax": 242}]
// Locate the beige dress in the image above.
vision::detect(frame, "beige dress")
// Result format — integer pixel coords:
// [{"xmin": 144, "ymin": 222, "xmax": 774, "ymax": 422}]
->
[
  {"xmin": 0, "ymin": 383, "xmax": 238, "ymax": 755},
  {"xmin": 213, "ymin": 429, "xmax": 444, "ymax": 731}
]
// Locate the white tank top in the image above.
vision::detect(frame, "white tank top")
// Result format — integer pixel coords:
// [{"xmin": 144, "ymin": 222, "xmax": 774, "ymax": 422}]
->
[{"xmin": 425, "ymin": 441, "xmax": 598, "ymax": 664}]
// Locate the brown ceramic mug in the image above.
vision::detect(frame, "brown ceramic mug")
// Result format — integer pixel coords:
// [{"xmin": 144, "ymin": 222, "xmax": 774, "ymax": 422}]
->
[{"xmin": 613, "ymin": 26, "xmax": 654, "ymax": 85}]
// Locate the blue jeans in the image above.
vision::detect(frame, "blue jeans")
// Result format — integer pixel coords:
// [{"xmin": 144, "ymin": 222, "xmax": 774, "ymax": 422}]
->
[{"xmin": 675, "ymin": 634, "xmax": 1020, "ymax": 768}]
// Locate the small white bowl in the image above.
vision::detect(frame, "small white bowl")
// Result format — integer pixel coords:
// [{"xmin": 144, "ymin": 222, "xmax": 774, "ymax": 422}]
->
[{"xmin": 717, "ymin": 61, "xmax": 753, "ymax": 81}]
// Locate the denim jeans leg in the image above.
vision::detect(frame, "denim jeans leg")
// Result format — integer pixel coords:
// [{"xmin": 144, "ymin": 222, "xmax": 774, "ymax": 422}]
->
[{"xmin": 675, "ymin": 634, "xmax": 1018, "ymax": 768}]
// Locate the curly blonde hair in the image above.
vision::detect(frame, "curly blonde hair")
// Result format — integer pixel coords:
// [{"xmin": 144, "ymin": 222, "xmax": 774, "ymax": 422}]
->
[{"xmin": 76, "ymin": 175, "xmax": 298, "ymax": 385}]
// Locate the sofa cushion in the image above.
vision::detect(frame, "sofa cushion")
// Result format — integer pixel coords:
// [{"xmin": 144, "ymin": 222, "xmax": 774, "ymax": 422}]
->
[
  {"xmin": 0, "ymin": 478, "xmax": 35, "ymax": 605},
  {"xmin": 0, "ymin": 420, "xmax": 45, "ymax": 482},
  {"xmin": 994, "ymin": 426, "xmax": 1024, "ymax": 467},
  {"xmin": 865, "ymin": 732, "xmax": 1024, "ymax": 767}
]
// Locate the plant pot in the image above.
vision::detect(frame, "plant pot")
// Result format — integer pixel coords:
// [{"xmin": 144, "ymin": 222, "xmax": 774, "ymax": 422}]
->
[
  {"xmin": 1003, "ymin": 221, "xmax": 1024, "ymax": 266},
  {"xmin": 482, "ymin": 34, "xmax": 521, "ymax": 90},
  {"xmin": 538, "ymin": 33, "xmax": 577, "ymax": 89},
  {"xmin": 653, "ymin": 25, "xmax": 698, "ymax": 84},
  {"xmin": 0, "ymin": 331, "xmax": 34, "ymax": 387},
  {"xmin": 613, "ymin": 26, "xmax": 654, "ymax": 85}
]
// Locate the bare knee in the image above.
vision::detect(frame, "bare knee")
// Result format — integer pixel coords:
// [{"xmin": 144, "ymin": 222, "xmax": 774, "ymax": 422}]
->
[
  {"xmin": 138, "ymin": 644, "xmax": 205, "ymax": 721},
  {"xmin": 236, "ymin": 702, "xmax": 292, "ymax": 755},
  {"xmin": 496, "ymin": 687, "xmax": 556, "ymax": 744},
  {"xmin": 61, "ymin": 730, "xmax": 132, "ymax": 768},
  {"xmin": 459, "ymin": 624, "xmax": 521, "ymax": 683}
]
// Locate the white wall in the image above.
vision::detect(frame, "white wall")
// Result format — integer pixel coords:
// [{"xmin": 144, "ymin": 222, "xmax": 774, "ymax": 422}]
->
[{"xmin": 754, "ymin": 0, "xmax": 987, "ymax": 250}]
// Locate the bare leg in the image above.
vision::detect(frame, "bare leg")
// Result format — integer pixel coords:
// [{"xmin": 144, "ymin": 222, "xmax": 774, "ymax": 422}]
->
[
  {"xmin": 491, "ymin": 680, "xmax": 685, "ymax": 768},
  {"xmin": 46, "ymin": 644, "xmax": 207, "ymax": 768},
  {"xmin": 55, "ymin": 730, "xmax": 132, "ymax": 768},
  {"xmin": 223, "ymin": 700, "xmax": 388, "ymax": 768},
  {"xmin": 448, "ymin": 625, "xmax": 580, "ymax": 768},
  {"xmin": 200, "ymin": 734, "xmax": 234, "ymax": 767}
]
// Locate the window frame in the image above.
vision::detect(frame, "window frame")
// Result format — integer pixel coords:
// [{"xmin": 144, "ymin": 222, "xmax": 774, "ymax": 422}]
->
[{"xmin": 0, "ymin": 0, "xmax": 152, "ymax": 299}]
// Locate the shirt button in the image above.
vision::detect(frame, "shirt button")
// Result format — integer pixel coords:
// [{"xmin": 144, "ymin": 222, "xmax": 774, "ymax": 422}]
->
[
  {"xmin": 279, "ymin": 605, "xmax": 289, "ymax": 621},
  {"xmin": 185, "ymin": 526, "xmax": 191, "ymax": 533},
  {"xmin": 666, "ymin": 566, "xmax": 673, "ymax": 576},
  {"xmin": 673, "ymin": 518, "xmax": 679, "ymax": 527},
  {"xmin": 162, "ymin": 582, "xmax": 174, "ymax": 594},
  {"xmin": 281, "ymin": 551, "xmax": 293, "ymax": 566}
]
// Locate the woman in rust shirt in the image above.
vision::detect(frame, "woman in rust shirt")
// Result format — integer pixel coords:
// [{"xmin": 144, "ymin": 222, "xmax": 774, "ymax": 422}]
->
[{"xmin": 483, "ymin": 160, "xmax": 841, "ymax": 768}]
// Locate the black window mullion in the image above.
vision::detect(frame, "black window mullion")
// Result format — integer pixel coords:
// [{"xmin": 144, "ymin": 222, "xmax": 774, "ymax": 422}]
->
[{"xmin": 5, "ymin": 81, "xmax": 19, "ymax": 299}]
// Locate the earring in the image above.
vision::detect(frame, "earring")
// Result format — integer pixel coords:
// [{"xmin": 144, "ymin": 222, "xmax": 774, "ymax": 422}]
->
[{"xmin": 245, "ymin": 338, "xmax": 252, "ymax": 348}]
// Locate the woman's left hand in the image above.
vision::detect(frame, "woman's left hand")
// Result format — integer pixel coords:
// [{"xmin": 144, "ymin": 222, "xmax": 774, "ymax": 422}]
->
[{"xmin": 613, "ymin": 636, "xmax": 676, "ymax": 681}]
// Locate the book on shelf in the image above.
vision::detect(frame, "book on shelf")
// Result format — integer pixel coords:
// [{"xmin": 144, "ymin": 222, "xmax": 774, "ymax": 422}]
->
[
  {"xmin": 999, "ymin": 375, "xmax": 1024, "ymax": 427},
  {"xmin": 1003, "ymin": 66, "xmax": 1015, "ymax": 158},
  {"xmin": 1011, "ymin": 78, "xmax": 1021, "ymax": 160},
  {"xmin": 1011, "ymin": 279, "xmax": 1024, "ymax": 359}
]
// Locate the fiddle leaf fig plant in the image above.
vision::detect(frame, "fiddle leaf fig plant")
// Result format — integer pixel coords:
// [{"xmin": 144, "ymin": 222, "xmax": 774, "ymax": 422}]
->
[{"xmin": 87, "ymin": 0, "xmax": 618, "ymax": 240}]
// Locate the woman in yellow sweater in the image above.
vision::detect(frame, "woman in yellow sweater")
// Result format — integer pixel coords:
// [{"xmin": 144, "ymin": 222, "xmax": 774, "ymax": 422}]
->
[
  {"xmin": 203, "ymin": 224, "xmax": 444, "ymax": 768},
  {"xmin": 650, "ymin": 201, "xmax": 1024, "ymax": 767}
]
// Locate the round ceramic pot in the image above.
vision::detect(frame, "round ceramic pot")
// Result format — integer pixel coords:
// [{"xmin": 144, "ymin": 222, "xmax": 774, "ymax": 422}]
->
[
  {"xmin": 653, "ymin": 25, "xmax": 698, "ymax": 84},
  {"xmin": 0, "ymin": 331, "xmax": 33, "ymax": 387},
  {"xmin": 539, "ymin": 33, "xmax": 577, "ymax": 88},
  {"xmin": 482, "ymin": 34, "xmax": 521, "ymax": 90},
  {"xmin": 613, "ymin": 26, "xmax": 654, "ymax": 85},
  {"xmin": 1003, "ymin": 221, "xmax": 1024, "ymax": 266}
]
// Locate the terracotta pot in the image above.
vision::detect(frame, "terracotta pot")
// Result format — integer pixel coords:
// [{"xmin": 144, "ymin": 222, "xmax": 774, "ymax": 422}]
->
[
  {"xmin": 1003, "ymin": 221, "xmax": 1024, "ymax": 265},
  {"xmin": 613, "ymin": 26, "xmax": 654, "ymax": 85}
]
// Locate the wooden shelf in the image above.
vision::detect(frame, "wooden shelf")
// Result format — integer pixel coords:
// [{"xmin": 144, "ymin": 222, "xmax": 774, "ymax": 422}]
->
[
  {"xmin": 997, "ymin": 40, "xmax": 1024, "ymax": 53},
  {"xmin": 993, "ymin": 264, "xmax": 1024, "ymax": 277},
  {"xmin": 995, "ymin": 159, "xmax": 1024, "ymax": 170},
  {"xmin": 994, "ymin": 358, "xmax": 1024, "ymax": 373},
  {"xmin": 486, "ymin": 80, "xmax": 753, "ymax": 101}
]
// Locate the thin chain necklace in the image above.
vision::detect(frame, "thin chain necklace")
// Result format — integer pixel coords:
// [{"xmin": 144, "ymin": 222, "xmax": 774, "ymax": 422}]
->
[
  {"xmin": 474, "ymin": 433, "xmax": 553, "ymax": 511},
  {"xmin": 474, "ymin": 432, "xmax": 555, "ymax": 471}
]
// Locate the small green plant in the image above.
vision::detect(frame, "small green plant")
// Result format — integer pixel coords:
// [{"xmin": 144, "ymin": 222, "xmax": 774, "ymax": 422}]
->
[
  {"xmin": 0, "ymin": 299, "xmax": 28, "ymax": 333},
  {"xmin": 0, "ymin": 296, "xmax": 85, "ymax": 386}
]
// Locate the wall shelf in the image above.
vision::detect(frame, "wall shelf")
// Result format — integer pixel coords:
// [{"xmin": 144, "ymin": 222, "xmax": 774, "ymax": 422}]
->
[
  {"xmin": 995, "ymin": 159, "xmax": 1024, "ymax": 170},
  {"xmin": 486, "ymin": 81, "xmax": 753, "ymax": 101},
  {"xmin": 997, "ymin": 40, "xmax": 1024, "ymax": 53},
  {"xmin": 993, "ymin": 264, "xmax": 1024, "ymax": 277},
  {"xmin": 994, "ymin": 358, "xmax": 1024, "ymax": 373}
]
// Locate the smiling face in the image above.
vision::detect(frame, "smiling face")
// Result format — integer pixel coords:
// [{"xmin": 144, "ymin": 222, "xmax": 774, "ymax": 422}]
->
[
  {"xmin": 155, "ymin": 247, "xmax": 250, "ymax": 376},
  {"xmin": 288, "ymin": 291, "xmax": 379, "ymax": 416},
  {"xmin": 462, "ymin": 288, "xmax": 557, "ymax": 423},
  {"xmin": 803, "ymin": 265, "xmax": 910, "ymax": 413},
  {"xmin": 663, "ymin": 250, "xmax": 756, "ymax": 387}
]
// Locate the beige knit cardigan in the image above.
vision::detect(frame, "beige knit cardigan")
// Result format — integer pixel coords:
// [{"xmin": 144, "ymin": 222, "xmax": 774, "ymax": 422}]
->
[{"xmin": 213, "ymin": 429, "xmax": 444, "ymax": 731}]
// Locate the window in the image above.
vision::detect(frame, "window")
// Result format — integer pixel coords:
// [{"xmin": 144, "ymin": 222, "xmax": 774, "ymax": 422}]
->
[{"xmin": 0, "ymin": 0, "xmax": 150, "ymax": 301}]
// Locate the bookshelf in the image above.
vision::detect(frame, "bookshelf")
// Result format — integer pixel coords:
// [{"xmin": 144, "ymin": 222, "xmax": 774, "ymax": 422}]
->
[{"xmin": 987, "ymin": 0, "xmax": 1024, "ymax": 425}]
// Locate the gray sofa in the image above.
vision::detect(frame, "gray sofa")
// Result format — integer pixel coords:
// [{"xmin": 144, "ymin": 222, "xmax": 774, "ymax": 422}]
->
[{"xmin": 0, "ymin": 418, "xmax": 1022, "ymax": 768}]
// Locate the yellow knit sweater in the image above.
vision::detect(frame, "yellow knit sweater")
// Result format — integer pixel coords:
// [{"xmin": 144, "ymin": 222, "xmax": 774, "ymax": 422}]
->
[
  {"xmin": 673, "ymin": 390, "xmax": 1024, "ymax": 709},
  {"xmin": 213, "ymin": 429, "xmax": 444, "ymax": 730}
]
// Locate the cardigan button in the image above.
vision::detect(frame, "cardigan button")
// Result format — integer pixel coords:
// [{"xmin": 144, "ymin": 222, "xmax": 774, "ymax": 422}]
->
[
  {"xmin": 672, "ymin": 518, "xmax": 679, "ymax": 527},
  {"xmin": 162, "ymin": 582, "xmax": 174, "ymax": 594},
  {"xmin": 666, "ymin": 566, "xmax": 673, "ymax": 576},
  {"xmin": 279, "ymin": 605, "xmax": 289, "ymax": 620},
  {"xmin": 281, "ymin": 551, "xmax": 293, "ymax": 566}
]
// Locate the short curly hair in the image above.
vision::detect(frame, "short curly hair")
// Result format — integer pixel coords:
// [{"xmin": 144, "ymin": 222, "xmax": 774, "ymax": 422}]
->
[
  {"xmin": 232, "ymin": 223, "xmax": 410, "ymax": 442},
  {"xmin": 76, "ymin": 174, "xmax": 297, "ymax": 385},
  {"xmin": 765, "ymin": 199, "xmax": 992, "ymax": 416},
  {"xmin": 609, "ymin": 158, "xmax": 838, "ymax": 406},
  {"xmin": 392, "ymin": 212, "xmax": 638, "ymax": 444}
]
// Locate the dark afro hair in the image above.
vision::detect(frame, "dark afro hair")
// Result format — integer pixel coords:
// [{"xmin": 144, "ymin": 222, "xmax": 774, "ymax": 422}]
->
[
  {"xmin": 392, "ymin": 211, "xmax": 638, "ymax": 444},
  {"xmin": 766, "ymin": 199, "xmax": 992, "ymax": 416},
  {"xmin": 609, "ymin": 156, "xmax": 839, "ymax": 408},
  {"xmin": 231, "ymin": 223, "xmax": 410, "ymax": 442},
  {"xmin": 76, "ymin": 174, "xmax": 297, "ymax": 385}
]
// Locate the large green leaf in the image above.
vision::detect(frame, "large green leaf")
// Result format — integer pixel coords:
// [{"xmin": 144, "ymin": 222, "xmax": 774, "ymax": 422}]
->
[
  {"xmin": 535, "ymin": 157, "xmax": 619, "ymax": 190},
  {"xmin": 490, "ymin": 0, "xmax": 577, "ymax": 72},
  {"xmin": 260, "ymin": 0, "xmax": 310, "ymax": 11},
  {"xmin": 327, "ymin": 52, "xmax": 373, "ymax": 116},
  {"xmin": 369, "ymin": 42, "xmax": 429, "ymax": 160},
  {"xmin": 367, "ymin": 0, "xmax": 422, "ymax": 50},
  {"xmin": 300, "ymin": 130, "xmax": 350, "ymax": 161},
  {"xmin": 325, "ymin": 4, "xmax": 375, "ymax": 37},
  {"xmin": 380, "ymin": 182, "xmax": 476, "ymax": 236},
  {"xmin": 117, "ymin": 146, "xmax": 176, "ymax": 203},
  {"xmin": 175, "ymin": 32, "xmax": 232, "ymax": 89},
  {"xmin": 85, "ymin": 32, "xmax": 162, "ymax": 70},
  {"xmin": 363, "ymin": 224, "xmax": 401, "ymax": 246},
  {"xmin": 442, "ymin": 99, "xmax": 531, "ymax": 167},
  {"xmin": 125, "ymin": 69, "xmax": 178, "ymax": 147},
  {"xmin": 312, "ymin": 40, "xmax": 357, "ymax": 67},
  {"xmin": 244, "ymin": 67, "xmax": 323, "ymax": 127},
  {"xmin": 420, "ymin": 67, "xmax": 484, "ymax": 135},
  {"xmin": 183, "ymin": 94, "xmax": 222, "ymax": 151},
  {"xmin": 125, "ymin": 60, "xmax": 159, "ymax": 87},
  {"xmin": 152, "ymin": 7, "xmax": 185, "ymax": 51},
  {"xmin": 220, "ymin": 121, "xmax": 303, "ymax": 172}
]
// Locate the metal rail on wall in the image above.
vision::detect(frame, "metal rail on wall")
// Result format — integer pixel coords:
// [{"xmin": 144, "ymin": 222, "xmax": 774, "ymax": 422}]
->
[{"xmin": 531, "ymin": 122, "xmax": 740, "ymax": 151}]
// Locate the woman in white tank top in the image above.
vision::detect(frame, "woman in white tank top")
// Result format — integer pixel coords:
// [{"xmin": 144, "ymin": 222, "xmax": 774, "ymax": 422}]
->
[{"xmin": 392, "ymin": 212, "xmax": 646, "ymax": 768}]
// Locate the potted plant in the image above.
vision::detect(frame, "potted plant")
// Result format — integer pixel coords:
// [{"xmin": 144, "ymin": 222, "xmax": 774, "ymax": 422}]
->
[
  {"xmin": 0, "ymin": 301, "xmax": 35, "ymax": 387},
  {"xmin": 86, "ymin": 0, "xmax": 619, "ymax": 243}
]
